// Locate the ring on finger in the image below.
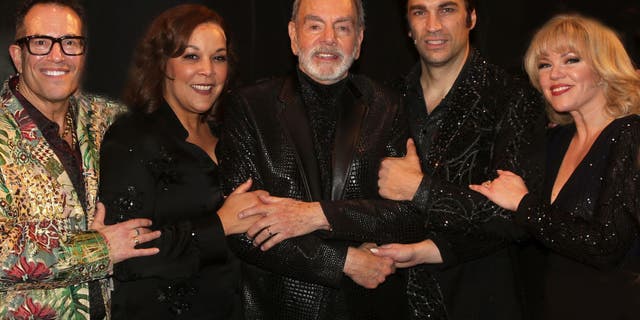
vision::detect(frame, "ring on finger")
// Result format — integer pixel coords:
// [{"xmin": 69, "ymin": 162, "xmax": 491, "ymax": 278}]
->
[
  {"xmin": 267, "ymin": 227, "xmax": 273, "ymax": 237},
  {"xmin": 133, "ymin": 236, "xmax": 140, "ymax": 246},
  {"xmin": 482, "ymin": 180, "xmax": 492, "ymax": 187},
  {"xmin": 135, "ymin": 228, "xmax": 140, "ymax": 236}
]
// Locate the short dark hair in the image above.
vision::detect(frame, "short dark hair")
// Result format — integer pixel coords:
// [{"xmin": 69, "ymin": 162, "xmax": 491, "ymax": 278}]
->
[
  {"xmin": 123, "ymin": 4, "xmax": 233, "ymax": 122},
  {"xmin": 403, "ymin": 0, "xmax": 476, "ymax": 27},
  {"xmin": 15, "ymin": 0, "xmax": 87, "ymax": 38}
]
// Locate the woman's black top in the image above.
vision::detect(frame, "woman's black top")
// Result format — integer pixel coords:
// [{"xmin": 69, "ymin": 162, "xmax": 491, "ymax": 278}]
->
[
  {"xmin": 517, "ymin": 115, "xmax": 640, "ymax": 320},
  {"xmin": 99, "ymin": 102, "xmax": 241, "ymax": 319}
]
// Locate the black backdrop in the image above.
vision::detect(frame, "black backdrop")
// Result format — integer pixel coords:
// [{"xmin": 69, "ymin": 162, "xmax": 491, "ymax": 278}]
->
[{"xmin": 1, "ymin": 0, "xmax": 638, "ymax": 100}]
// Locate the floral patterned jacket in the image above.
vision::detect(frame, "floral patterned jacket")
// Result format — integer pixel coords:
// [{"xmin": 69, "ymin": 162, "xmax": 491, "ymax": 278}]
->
[{"xmin": 0, "ymin": 78, "xmax": 125, "ymax": 319}]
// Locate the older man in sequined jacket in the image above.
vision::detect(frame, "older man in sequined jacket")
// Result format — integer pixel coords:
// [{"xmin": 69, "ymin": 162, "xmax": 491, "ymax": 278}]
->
[{"xmin": 217, "ymin": 0, "xmax": 425, "ymax": 319}]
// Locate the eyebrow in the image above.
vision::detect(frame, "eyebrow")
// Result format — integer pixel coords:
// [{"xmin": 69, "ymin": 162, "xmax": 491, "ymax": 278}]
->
[
  {"xmin": 303, "ymin": 14, "xmax": 355, "ymax": 25},
  {"xmin": 408, "ymin": 1, "xmax": 459, "ymax": 11},
  {"xmin": 184, "ymin": 45, "xmax": 227, "ymax": 53}
]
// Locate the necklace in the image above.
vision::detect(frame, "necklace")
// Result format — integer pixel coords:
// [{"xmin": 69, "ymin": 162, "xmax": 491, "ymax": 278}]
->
[{"xmin": 61, "ymin": 108, "xmax": 77, "ymax": 150}]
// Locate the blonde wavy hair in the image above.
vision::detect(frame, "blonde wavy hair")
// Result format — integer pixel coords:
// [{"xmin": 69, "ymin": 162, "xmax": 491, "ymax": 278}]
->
[{"xmin": 524, "ymin": 14, "xmax": 640, "ymax": 124}]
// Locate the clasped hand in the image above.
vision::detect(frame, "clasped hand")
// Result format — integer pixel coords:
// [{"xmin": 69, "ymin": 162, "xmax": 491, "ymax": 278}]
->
[{"xmin": 238, "ymin": 196, "xmax": 329, "ymax": 251}]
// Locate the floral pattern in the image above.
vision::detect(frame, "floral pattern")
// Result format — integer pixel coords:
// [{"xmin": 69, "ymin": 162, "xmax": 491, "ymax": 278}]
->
[
  {"xmin": 2, "ymin": 257, "xmax": 52, "ymax": 283},
  {"xmin": 14, "ymin": 109, "xmax": 38, "ymax": 142},
  {"xmin": 10, "ymin": 297, "xmax": 57, "ymax": 320},
  {"xmin": 0, "ymin": 77, "xmax": 126, "ymax": 319}
]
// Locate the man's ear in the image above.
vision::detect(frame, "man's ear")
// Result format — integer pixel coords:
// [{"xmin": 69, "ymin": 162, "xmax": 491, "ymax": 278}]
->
[
  {"xmin": 288, "ymin": 21, "xmax": 299, "ymax": 56},
  {"xmin": 9, "ymin": 44, "xmax": 23, "ymax": 73},
  {"xmin": 468, "ymin": 9, "xmax": 477, "ymax": 30}
]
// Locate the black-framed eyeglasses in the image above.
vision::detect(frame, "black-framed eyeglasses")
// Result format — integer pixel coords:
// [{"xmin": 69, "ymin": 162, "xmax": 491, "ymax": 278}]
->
[{"xmin": 15, "ymin": 35, "xmax": 86, "ymax": 56}]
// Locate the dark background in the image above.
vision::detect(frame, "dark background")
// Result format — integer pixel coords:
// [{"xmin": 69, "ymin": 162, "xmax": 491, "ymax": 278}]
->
[{"xmin": 1, "ymin": 0, "xmax": 638, "ymax": 101}]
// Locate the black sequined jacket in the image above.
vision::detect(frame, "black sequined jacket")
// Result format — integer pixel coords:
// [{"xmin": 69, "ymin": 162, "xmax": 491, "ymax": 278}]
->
[
  {"xmin": 403, "ymin": 49, "xmax": 547, "ymax": 319},
  {"xmin": 217, "ymin": 73, "xmax": 424, "ymax": 320},
  {"xmin": 100, "ymin": 103, "xmax": 242, "ymax": 319}
]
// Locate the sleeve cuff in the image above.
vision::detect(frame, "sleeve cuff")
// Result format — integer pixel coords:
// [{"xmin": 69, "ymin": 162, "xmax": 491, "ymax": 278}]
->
[
  {"xmin": 429, "ymin": 235, "xmax": 458, "ymax": 269},
  {"xmin": 191, "ymin": 214, "xmax": 228, "ymax": 265},
  {"xmin": 514, "ymin": 193, "xmax": 540, "ymax": 227},
  {"xmin": 411, "ymin": 175, "xmax": 434, "ymax": 212},
  {"xmin": 319, "ymin": 200, "xmax": 339, "ymax": 237},
  {"xmin": 63, "ymin": 231, "xmax": 112, "ymax": 279}
]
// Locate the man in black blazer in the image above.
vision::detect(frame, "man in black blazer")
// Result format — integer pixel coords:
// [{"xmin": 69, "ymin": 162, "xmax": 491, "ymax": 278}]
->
[
  {"xmin": 217, "ymin": 0, "xmax": 423, "ymax": 319},
  {"xmin": 372, "ymin": 0, "xmax": 547, "ymax": 319}
]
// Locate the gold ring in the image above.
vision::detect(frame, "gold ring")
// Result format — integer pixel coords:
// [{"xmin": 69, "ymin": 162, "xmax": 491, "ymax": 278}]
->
[
  {"xmin": 133, "ymin": 237, "xmax": 139, "ymax": 246},
  {"xmin": 482, "ymin": 180, "xmax": 492, "ymax": 187}
]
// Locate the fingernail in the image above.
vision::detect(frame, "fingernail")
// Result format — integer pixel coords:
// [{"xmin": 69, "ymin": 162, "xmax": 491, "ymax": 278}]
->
[{"xmin": 369, "ymin": 248, "xmax": 379, "ymax": 254}]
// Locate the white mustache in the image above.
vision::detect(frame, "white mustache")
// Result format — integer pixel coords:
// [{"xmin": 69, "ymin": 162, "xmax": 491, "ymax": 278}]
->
[{"xmin": 311, "ymin": 46, "xmax": 344, "ymax": 59}]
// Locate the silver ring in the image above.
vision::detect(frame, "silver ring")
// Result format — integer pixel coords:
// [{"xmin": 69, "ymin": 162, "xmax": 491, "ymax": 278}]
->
[{"xmin": 133, "ymin": 237, "xmax": 140, "ymax": 246}]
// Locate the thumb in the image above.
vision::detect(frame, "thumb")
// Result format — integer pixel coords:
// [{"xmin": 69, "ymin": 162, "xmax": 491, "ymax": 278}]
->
[
  {"xmin": 91, "ymin": 202, "xmax": 106, "ymax": 230},
  {"xmin": 406, "ymin": 138, "xmax": 417, "ymax": 157},
  {"xmin": 230, "ymin": 178, "xmax": 253, "ymax": 195}
]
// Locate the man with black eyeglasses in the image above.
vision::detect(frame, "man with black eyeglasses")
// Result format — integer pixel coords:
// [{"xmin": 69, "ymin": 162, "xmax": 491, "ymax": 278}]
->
[{"xmin": 0, "ymin": 1, "xmax": 161, "ymax": 319}]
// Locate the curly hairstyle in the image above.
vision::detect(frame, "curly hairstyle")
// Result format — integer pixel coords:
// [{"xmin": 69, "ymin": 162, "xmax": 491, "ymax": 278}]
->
[
  {"xmin": 524, "ymin": 14, "xmax": 640, "ymax": 124},
  {"xmin": 123, "ymin": 4, "xmax": 234, "ymax": 122}
]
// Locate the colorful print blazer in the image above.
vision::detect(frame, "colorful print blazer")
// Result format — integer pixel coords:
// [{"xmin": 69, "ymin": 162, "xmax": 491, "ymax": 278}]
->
[{"xmin": 0, "ymin": 78, "xmax": 125, "ymax": 319}]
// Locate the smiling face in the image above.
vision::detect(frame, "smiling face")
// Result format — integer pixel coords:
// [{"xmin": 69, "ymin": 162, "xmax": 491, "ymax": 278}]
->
[
  {"xmin": 163, "ymin": 22, "xmax": 228, "ymax": 119},
  {"xmin": 537, "ymin": 49, "xmax": 606, "ymax": 116},
  {"xmin": 288, "ymin": 0, "xmax": 363, "ymax": 84},
  {"xmin": 9, "ymin": 3, "xmax": 84, "ymax": 108},
  {"xmin": 407, "ymin": 0, "xmax": 475, "ymax": 68}
]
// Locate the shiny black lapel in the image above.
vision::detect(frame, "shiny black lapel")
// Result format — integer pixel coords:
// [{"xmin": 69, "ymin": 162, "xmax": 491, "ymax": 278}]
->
[
  {"xmin": 277, "ymin": 76, "xmax": 322, "ymax": 201},
  {"xmin": 331, "ymin": 79, "xmax": 367, "ymax": 200}
]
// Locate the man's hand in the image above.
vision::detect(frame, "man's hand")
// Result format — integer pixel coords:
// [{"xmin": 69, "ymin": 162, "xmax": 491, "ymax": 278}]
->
[
  {"xmin": 218, "ymin": 178, "xmax": 270, "ymax": 235},
  {"xmin": 370, "ymin": 239, "xmax": 443, "ymax": 268},
  {"xmin": 469, "ymin": 170, "xmax": 528, "ymax": 211},
  {"xmin": 239, "ymin": 196, "xmax": 330, "ymax": 251},
  {"xmin": 343, "ymin": 243, "xmax": 395, "ymax": 289},
  {"xmin": 378, "ymin": 138, "xmax": 423, "ymax": 200},
  {"xmin": 90, "ymin": 203, "xmax": 161, "ymax": 265}
]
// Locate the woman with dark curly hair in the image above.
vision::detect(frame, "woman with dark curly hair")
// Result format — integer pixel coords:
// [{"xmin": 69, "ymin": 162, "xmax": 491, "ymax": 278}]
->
[{"xmin": 99, "ymin": 4, "xmax": 265, "ymax": 319}]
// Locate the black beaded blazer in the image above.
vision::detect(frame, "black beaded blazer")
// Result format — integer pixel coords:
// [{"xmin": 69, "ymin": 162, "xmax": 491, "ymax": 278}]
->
[
  {"xmin": 217, "ymin": 73, "xmax": 424, "ymax": 320},
  {"xmin": 100, "ymin": 104, "xmax": 242, "ymax": 319},
  {"xmin": 402, "ymin": 49, "xmax": 548, "ymax": 319}
]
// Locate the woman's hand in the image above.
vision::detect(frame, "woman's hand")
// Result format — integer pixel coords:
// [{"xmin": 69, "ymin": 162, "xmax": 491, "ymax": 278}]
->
[
  {"xmin": 218, "ymin": 178, "xmax": 269, "ymax": 235},
  {"xmin": 369, "ymin": 239, "xmax": 443, "ymax": 268},
  {"xmin": 469, "ymin": 170, "xmax": 529, "ymax": 211}
]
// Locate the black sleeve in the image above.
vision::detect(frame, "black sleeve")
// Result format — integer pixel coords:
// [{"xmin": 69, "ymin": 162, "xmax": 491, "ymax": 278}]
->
[
  {"xmin": 412, "ymin": 88, "xmax": 547, "ymax": 267},
  {"xmin": 321, "ymin": 97, "xmax": 426, "ymax": 245},
  {"xmin": 99, "ymin": 117, "xmax": 228, "ymax": 281},
  {"xmin": 514, "ymin": 120, "xmax": 640, "ymax": 269},
  {"xmin": 217, "ymin": 94, "xmax": 347, "ymax": 288}
]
